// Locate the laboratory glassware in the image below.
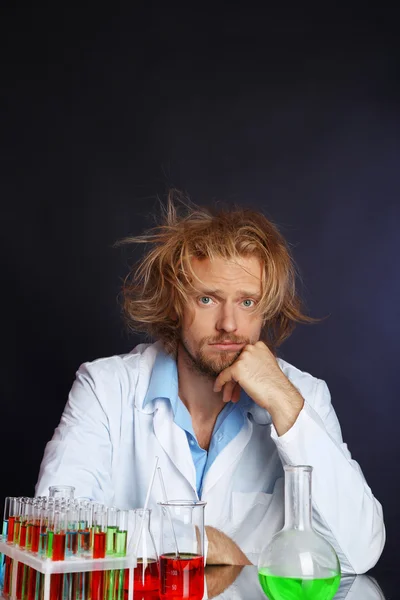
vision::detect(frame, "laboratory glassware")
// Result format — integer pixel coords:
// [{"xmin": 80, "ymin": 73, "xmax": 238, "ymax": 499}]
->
[
  {"xmin": 131, "ymin": 508, "xmax": 159, "ymax": 592},
  {"xmin": 158, "ymin": 500, "xmax": 206, "ymax": 600},
  {"xmin": 48, "ymin": 486, "xmax": 75, "ymax": 499},
  {"xmin": 258, "ymin": 465, "xmax": 341, "ymax": 600},
  {"xmin": 106, "ymin": 507, "xmax": 119, "ymax": 556}
]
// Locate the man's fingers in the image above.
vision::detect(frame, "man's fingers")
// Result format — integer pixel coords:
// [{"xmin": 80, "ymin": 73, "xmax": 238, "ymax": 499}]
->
[
  {"xmin": 213, "ymin": 375, "xmax": 225, "ymax": 393},
  {"xmin": 214, "ymin": 367, "xmax": 235, "ymax": 392},
  {"xmin": 222, "ymin": 381, "xmax": 236, "ymax": 403},
  {"xmin": 231, "ymin": 382, "xmax": 241, "ymax": 403},
  {"xmin": 214, "ymin": 365, "xmax": 242, "ymax": 402}
]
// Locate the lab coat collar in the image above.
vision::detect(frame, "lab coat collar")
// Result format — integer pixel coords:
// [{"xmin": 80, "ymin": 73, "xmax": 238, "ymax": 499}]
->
[
  {"xmin": 153, "ymin": 400, "xmax": 197, "ymax": 493},
  {"xmin": 133, "ymin": 341, "xmax": 168, "ymax": 414},
  {"xmin": 142, "ymin": 347, "xmax": 178, "ymax": 412}
]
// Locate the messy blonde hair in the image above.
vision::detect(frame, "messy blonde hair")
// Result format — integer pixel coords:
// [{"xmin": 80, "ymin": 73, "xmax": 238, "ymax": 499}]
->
[{"xmin": 119, "ymin": 191, "xmax": 314, "ymax": 354}]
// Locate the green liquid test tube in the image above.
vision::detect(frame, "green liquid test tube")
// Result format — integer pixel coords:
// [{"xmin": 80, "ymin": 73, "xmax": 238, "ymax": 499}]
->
[
  {"xmin": 106, "ymin": 508, "xmax": 119, "ymax": 556},
  {"xmin": 106, "ymin": 526, "xmax": 117, "ymax": 556},
  {"xmin": 116, "ymin": 510, "xmax": 129, "ymax": 600},
  {"xmin": 114, "ymin": 530, "xmax": 127, "ymax": 557},
  {"xmin": 115, "ymin": 510, "xmax": 128, "ymax": 557},
  {"xmin": 46, "ymin": 531, "xmax": 54, "ymax": 558}
]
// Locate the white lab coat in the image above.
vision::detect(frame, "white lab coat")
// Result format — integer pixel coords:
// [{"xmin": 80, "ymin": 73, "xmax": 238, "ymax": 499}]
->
[{"xmin": 35, "ymin": 342, "xmax": 385, "ymax": 574}]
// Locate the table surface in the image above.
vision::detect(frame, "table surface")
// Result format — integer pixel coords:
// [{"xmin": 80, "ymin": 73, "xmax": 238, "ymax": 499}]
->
[{"xmin": 202, "ymin": 564, "xmax": 395, "ymax": 599}]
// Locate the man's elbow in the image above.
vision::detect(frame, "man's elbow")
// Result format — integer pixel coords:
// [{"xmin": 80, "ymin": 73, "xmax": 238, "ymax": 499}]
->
[{"xmin": 345, "ymin": 521, "xmax": 386, "ymax": 575}]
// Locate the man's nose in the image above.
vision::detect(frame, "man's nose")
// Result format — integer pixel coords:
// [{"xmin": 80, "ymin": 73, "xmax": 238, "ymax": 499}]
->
[{"xmin": 216, "ymin": 303, "xmax": 238, "ymax": 333}]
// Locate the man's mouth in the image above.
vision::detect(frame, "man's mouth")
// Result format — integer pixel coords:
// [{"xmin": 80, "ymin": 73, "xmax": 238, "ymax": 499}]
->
[{"xmin": 209, "ymin": 342, "xmax": 245, "ymax": 350}]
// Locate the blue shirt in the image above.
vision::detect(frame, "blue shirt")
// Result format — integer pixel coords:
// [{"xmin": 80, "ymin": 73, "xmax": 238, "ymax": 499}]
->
[{"xmin": 143, "ymin": 350, "xmax": 252, "ymax": 497}]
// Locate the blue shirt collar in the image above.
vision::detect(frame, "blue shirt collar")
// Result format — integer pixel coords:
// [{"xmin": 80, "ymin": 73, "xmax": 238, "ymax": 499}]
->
[{"xmin": 143, "ymin": 349, "xmax": 179, "ymax": 412}]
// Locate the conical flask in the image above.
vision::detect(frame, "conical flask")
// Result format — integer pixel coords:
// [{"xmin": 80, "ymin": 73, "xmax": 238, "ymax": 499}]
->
[
  {"xmin": 132, "ymin": 508, "xmax": 159, "ymax": 592},
  {"xmin": 258, "ymin": 465, "xmax": 341, "ymax": 600}
]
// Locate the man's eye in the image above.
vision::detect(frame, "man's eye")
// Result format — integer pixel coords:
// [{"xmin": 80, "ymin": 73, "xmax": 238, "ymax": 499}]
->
[
  {"xmin": 242, "ymin": 299, "xmax": 255, "ymax": 308},
  {"xmin": 199, "ymin": 296, "xmax": 212, "ymax": 305}
]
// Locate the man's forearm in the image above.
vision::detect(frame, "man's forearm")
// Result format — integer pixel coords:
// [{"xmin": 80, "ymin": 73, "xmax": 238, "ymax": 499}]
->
[{"xmin": 205, "ymin": 526, "xmax": 252, "ymax": 565}]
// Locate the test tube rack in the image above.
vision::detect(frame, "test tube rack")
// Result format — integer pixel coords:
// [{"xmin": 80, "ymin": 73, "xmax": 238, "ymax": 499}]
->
[{"xmin": 0, "ymin": 537, "xmax": 136, "ymax": 600}]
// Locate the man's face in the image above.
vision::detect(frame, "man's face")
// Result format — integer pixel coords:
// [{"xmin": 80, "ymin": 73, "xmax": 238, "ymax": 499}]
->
[{"xmin": 179, "ymin": 255, "xmax": 264, "ymax": 378}]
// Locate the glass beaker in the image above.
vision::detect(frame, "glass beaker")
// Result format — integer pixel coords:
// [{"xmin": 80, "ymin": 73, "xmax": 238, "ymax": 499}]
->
[
  {"xmin": 258, "ymin": 465, "xmax": 341, "ymax": 600},
  {"xmin": 48, "ymin": 485, "xmax": 75, "ymax": 499},
  {"xmin": 131, "ymin": 508, "xmax": 159, "ymax": 592},
  {"xmin": 158, "ymin": 500, "xmax": 206, "ymax": 600}
]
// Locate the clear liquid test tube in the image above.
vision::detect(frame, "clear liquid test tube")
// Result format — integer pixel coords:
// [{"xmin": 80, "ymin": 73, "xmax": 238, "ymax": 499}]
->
[
  {"xmin": 78, "ymin": 506, "xmax": 92, "ymax": 556},
  {"xmin": 39, "ymin": 506, "xmax": 51, "ymax": 557},
  {"xmin": 66, "ymin": 507, "xmax": 79, "ymax": 556}
]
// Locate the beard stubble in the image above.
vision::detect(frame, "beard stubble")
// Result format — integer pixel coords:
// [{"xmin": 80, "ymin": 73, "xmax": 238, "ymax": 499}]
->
[{"xmin": 180, "ymin": 334, "xmax": 250, "ymax": 378}]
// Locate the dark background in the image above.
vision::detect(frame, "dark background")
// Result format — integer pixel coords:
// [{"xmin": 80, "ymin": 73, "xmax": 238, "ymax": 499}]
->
[{"xmin": 1, "ymin": 2, "xmax": 399, "ymax": 579}]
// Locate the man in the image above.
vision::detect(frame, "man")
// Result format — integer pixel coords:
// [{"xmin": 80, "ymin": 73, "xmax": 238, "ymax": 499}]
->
[{"xmin": 35, "ymin": 195, "xmax": 385, "ymax": 573}]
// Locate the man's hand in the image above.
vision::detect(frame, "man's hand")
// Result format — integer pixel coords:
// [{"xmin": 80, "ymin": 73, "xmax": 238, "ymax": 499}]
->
[{"xmin": 213, "ymin": 341, "xmax": 304, "ymax": 435}]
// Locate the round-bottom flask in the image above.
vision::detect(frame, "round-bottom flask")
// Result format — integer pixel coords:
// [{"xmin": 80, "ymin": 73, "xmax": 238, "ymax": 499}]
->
[{"xmin": 258, "ymin": 465, "xmax": 341, "ymax": 600}]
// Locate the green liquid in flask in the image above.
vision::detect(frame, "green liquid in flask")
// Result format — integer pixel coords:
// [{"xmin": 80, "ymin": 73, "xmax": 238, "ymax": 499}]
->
[{"xmin": 258, "ymin": 569, "xmax": 341, "ymax": 600}]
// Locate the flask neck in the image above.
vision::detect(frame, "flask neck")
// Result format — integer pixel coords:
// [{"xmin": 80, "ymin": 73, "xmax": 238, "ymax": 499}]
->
[
  {"xmin": 134, "ymin": 509, "xmax": 151, "ymax": 531},
  {"xmin": 283, "ymin": 466, "xmax": 313, "ymax": 531}
]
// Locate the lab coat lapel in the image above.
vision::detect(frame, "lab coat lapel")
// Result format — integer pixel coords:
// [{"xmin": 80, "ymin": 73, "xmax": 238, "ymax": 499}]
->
[
  {"xmin": 201, "ymin": 417, "xmax": 253, "ymax": 497},
  {"xmin": 153, "ymin": 400, "xmax": 197, "ymax": 494}
]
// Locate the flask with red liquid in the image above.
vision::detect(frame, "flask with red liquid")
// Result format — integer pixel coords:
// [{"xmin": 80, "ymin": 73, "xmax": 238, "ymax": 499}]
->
[
  {"xmin": 158, "ymin": 500, "xmax": 206, "ymax": 600},
  {"xmin": 131, "ymin": 508, "xmax": 159, "ymax": 593}
]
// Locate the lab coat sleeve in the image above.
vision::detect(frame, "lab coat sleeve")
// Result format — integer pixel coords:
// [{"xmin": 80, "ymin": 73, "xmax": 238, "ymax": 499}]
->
[
  {"xmin": 35, "ymin": 361, "xmax": 117, "ymax": 504},
  {"xmin": 270, "ymin": 379, "xmax": 385, "ymax": 574}
]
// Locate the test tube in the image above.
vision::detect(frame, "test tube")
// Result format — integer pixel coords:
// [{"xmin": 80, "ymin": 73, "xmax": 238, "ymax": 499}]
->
[
  {"xmin": 92, "ymin": 509, "xmax": 107, "ymax": 558},
  {"xmin": 106, "ymin": 508, "xmax": 119, "ymax": 556},
  {"xmin": 25, "ymin": 500, "xmax": 34, "ymax": 551},
  {"xmin": 5, "ymin": 497, "xmax": 19, "ymax": 543},
  {"xmin": 3, "ymin": 497, "xmax": 15, "ymax": 539},
  {"xmin": 76, "ymin": 505, "xmax": 92, "ymax": 600},
  {"xmin": 18, "ymin": 499, "xmax": 32, "ymax": 549},
  {"xmin": 2, "ymin": 498, "xmax": 20, "ymax": 597},
  {"xmin": 91, "ymin": 509, "xmax": 107, "ymax": 600},
  {"xmin": 66, "ymin": 507, "xmax": 78, "ymax": 556},
  {"xmin": 1, "ymin": 497, "xmax": 14, "ymax": 596},
  {"xmin": 78, "ymin": 505, "xmax": 92, "ymax": 556},
  {"xmin": 114, "ymin": 510, "xmax": 128, "ymax": 600},
  {"xmin": 13, "ymin": 498, "xmax": 24, "ymax": 545},
  {"xmin": 91, "ymin": 503, "xmax": 104, "ymax": 528},
  {"xmin": 46, "ymin": 507, "xmax": 55, "ymax": 558},
  {"xmin": 16, "ymin": 500, "xmax": 31, "ymax": 600},
  {"xmin": 49, "ymin": 511, "xmax": 66, "ymax": 600},
  {"xmin": 52, "ymin": 510, "xmax": 66, "ymax": 561},
  {"xmin": 115, "ymin": 510, "xmax": 128, "ymax": 557},
  {"xmin": 30, "ymin": 504, "xmax": 41, "ymax": 554}
]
